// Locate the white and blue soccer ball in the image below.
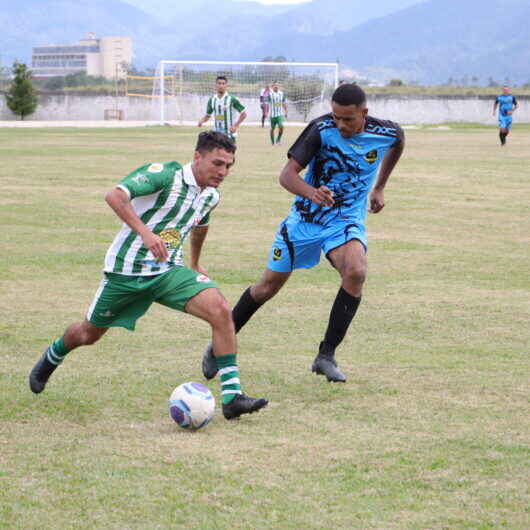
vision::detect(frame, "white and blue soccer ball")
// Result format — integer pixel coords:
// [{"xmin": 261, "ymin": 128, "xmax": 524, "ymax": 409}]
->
[{"xmin": 169, "ymin": 382, "xmax": 215, "ymax": 430}]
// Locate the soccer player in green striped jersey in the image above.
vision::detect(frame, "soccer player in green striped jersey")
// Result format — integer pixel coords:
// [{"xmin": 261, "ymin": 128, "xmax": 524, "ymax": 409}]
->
[
  {"xmin": 197, "ymin": 76, "xmax": 247, "ymax": 141},
  {"xmin": 268, "ymin": 81, "xmax": 288, "ymax": 146},
  {"xmin": 29, "ymin": 131, "xmax": 268, "ymax": 421}
]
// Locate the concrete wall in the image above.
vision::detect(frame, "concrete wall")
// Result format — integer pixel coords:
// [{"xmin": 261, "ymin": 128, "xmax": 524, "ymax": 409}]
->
[{"xmin": 1, "ymin": 92, "xmax": 528, "ymax": 124}]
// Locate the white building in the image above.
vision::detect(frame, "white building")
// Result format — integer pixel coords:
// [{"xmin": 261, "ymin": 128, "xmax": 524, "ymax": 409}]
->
[{"xmin": 31, "ymin": 33, "xmax": 132, "ymax": 79}]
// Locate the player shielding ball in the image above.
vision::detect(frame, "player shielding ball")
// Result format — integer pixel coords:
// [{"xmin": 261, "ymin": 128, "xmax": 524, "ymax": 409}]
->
[
  {"xmin": 29, "ymin": 131, "xmax": 268, "ymax": 421},
  {"xmin": 198, "ymin": 76, "xmax": 247, "ymax": 141},
  {"xmin": 493, "ymin": 85, "xmax": 518, "ymax": 146},
  {"xmin": 202, "ymin": 84, "xmax": 404, "ymax": 383}
]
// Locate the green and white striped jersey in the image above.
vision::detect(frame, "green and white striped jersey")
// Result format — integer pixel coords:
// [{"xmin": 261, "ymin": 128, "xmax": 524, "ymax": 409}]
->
[
  {"xmin": 105, "ymin": 162, "xmax": 219, "ymax": 276},
  {"xmin": 206, "ymin": 93, "xmax": 245, "ymax": 136},
  {"xmin": 268, "ymin": 90, "xmax": 285, "ymax": 118}
]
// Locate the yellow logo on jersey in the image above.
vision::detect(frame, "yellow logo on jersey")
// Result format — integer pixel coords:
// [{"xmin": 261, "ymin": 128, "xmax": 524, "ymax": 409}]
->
[
  {"xmin": 148, "ymin": 163, "xmax": 164, "ymax": 173},
  {"xmin": 365, "ymin": 150, "xmax": 378, "ymax": 164},
  {"xmin": 159, "ymin": 228, "xmax": 181, "ymax": 249},
  {"xmin": 215, "ymin": 114, "xmax": 225, "ymax": 121}
]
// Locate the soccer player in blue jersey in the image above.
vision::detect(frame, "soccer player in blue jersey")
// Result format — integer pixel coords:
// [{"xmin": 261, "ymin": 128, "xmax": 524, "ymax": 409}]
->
[
  {"xmin": 493, "ymin": 85, "xmax": 518, "ymax": 146},
  {"xmin": 202, "ymin": 84, "xmax": 404, "ymax": 383}
]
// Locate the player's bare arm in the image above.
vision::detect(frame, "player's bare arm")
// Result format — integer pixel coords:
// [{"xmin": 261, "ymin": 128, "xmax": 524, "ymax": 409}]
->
[
  {"xmin": 189, "ymin": 224, "xmax": 209, "ymax": 275},
  {"xmin": 279, "ymin": 158, "xmax": 334, "ymax": 206},
  {"xmin": 369, "ymin": 139, "xmax": 404, "ymax": 213},
  {"xmin": 230, "ymin": 111, "xmax": 247, "ymax": 133},
  {"xmin": 198, "ymin": 114, "xmax": 211, "ymax": 127},
  {"xmin": 105, "ymin": 187, "xmax": 169, "ymax": 261}
]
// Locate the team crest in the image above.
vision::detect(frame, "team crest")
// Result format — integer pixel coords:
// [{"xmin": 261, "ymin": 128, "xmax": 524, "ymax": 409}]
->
[
  {"xmin": 272, "ymin": 248, "xmax": 282, "ymax": 261},
  {"xmin": 159, "ymin": 228, "xmax": 181, "ymax": 249},
  {"xmin": 148, "ymin": 163, "xmax": 164, "ymax": 173},
  {"xmin": 365, "ymin": 150, "xmax": 378, "ymax": 164}
]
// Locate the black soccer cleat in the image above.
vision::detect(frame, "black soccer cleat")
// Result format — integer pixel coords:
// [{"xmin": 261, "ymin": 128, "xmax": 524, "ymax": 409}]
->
[
  {"xmin": 312, "ymin": 342, "xmax": 346, "ymax": 383},
  {"xmin": 222, "ymin": 393, "xmax": 268, "ymax": 420},
  {"xmin": 201, "ymin": 343, "xmax": 218, "ymax": 380},
  {"xmin": 29, "ymin": 349, "xmax": 58, "ymax": 393}
]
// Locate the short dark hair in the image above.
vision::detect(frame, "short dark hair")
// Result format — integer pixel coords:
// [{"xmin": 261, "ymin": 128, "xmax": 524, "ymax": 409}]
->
[
  {"xmin": 195, "ymin": 130, "xmax": 236, "ymax": 155},
  {"xmin": 216, "ymin": 75, "xmax": 227, "ymax": 82},
  {"xmin": 332, "ymin": 83, "xmax": 366, "ymax": 106}
]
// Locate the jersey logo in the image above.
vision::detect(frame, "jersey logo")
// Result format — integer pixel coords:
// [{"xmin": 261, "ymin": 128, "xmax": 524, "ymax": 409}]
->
[
  {"xmin": 365, "ymin": 149, "xmax": 378, "ymax": 164},
  {"xmin": 272, "ymin": 248, "xmax": 282, "ymax": 261},
  {"xmin": 159, "ymin": 228, "xmax": 181, "ymax": 249},
  {"xmin": 132, "ymin": 173, "xmax": 149, "ymax": 184},
  {"xmin": 148, "ymin": 163, "xmax": 164, "ymax": 173}
]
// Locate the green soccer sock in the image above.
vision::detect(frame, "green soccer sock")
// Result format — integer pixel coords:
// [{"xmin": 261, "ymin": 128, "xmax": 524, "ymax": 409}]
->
[
  {"xmin": 216, "ymin": 354, "xmax": 242, "ymax": 404},
  {"xmin": 46, "ymin": 336, "xmax": 72, "ymax": 365},
  {"xmin": 277, "ymin": 129, "xmax": 283, "ymax": 143},
  {"xmin": 270, "ymin": 129, "xmax": 275, "ymax": 145}
]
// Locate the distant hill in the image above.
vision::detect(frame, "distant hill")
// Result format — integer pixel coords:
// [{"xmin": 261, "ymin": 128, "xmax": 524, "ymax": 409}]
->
[{"xmin": 1, "ymin": 0, "xmax": 529, "ymax": 85}]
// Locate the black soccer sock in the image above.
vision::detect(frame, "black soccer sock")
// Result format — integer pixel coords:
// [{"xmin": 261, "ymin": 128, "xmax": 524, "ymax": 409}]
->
[
  {"xmin": 500, "ymin": 131, "xmax": 507, "ymax": 145},
  {"xmin": 232, "ymin": 287, "xmax": 263, "ymax": 333},
  {"xmin": 322, "ymin": 287, "xmax": 361, "ymax": 352}
]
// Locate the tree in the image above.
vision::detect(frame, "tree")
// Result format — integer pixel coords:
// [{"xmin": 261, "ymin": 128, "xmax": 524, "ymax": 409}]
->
[{"xmin": 5, "ymin": 62, "xmax": 38, "ymax": 120}]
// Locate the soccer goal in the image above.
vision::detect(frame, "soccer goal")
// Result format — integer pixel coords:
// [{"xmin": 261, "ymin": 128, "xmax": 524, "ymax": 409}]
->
[{"xmin": 152, "ymin": 60, "xmax": 339, "ymax": 125}]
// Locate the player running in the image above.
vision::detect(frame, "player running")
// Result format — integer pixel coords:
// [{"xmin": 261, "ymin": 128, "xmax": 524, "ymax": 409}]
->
[
  {"xmin": 493, "ymin": 85, "xmax": 518, "ymax": 146},
  {"xmin": 268, "ymin": 82, "xmax": 288, "ymax": 145},
  {"xmin": 198, "ymin": 76, "xmax": 247, "ymax": 141},
  {"xmin": 202, "ymin": 84, "xmax": 404, "ymax": 383},
  {"xmin": 29, "ymin": 131, "xmax": 268, "ymax": 421}
]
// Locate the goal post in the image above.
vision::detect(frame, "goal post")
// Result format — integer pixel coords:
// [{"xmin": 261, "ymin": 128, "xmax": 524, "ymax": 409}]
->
[{"xmin": 152, "ymin": 60, "xmax": 339, "ymax": 125}]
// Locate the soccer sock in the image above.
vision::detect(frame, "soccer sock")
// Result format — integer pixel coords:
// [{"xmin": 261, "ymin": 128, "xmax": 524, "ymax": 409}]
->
[
  {"xmin": 232, "ymin": 287, "xmax": 263, "ymax": 333},
  {"xmin": 322, "ymin": 287, "xmax": 362, "ymax": 353},
  {"xmin": 270, "ymin": 128, "xmax": 275, "ymax": 145},
  {"xmin": 46, "ymin": 336, "xmax": 72, "ymax": 365},
  {"xmin": 500, "ymin": 131, "xmax": 507, "ymax": 145},
  {"xmin": 216, "ymin": 354, "xmax": 242, "ymax": 404},
  {"xmin": 277, "ymin": 129, "xmax": 283, "ymax": 143}
]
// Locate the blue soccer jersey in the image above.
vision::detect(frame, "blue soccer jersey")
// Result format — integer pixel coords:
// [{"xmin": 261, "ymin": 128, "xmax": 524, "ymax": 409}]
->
[
  {"xmin": 286, "ymin": 114, "xmax": 404, "ymax": 227},
  {"xmin": 496, "ymin": 94, "xmax": 517, "ymax": 117}
]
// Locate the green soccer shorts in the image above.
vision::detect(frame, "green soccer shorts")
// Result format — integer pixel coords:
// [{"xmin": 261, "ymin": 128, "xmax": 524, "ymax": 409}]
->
[
  {"xmin": 270, "ymin": 116, "xmax": 284, "ymax": 129},
  {"xmin": 86, "ymin": 267, "xmax": 218, "ymax": 331}
]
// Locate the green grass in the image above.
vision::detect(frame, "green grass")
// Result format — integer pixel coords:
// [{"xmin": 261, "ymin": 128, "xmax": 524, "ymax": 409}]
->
[{"xmin": 0, "ymin": 125, "xmax": 529, "ymax": 529}]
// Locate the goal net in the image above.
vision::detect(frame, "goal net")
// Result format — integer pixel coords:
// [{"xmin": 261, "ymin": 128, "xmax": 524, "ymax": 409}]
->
[{"xmin": 151, "ymin": 60, "xmax": 338, "ymax": 124}]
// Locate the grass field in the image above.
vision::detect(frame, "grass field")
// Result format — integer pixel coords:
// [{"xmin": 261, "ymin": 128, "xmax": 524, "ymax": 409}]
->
[{"xmin": 0, "ymin": 124, "xmax": 529, "ymax": 529}]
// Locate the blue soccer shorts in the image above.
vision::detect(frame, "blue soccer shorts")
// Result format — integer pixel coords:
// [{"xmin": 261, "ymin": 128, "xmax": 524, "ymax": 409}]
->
[
  {"xmin": 498, "ymin": 115, "xmax": 513, "ymax": 130},
  {"xmin": 266, "ymin": 216, "xmax": 367, "ymax": 273}
]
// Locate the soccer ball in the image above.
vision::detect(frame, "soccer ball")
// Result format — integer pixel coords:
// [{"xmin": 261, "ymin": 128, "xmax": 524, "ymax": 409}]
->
[{"xmin": 169, "ymin": 382, "xmax": 215, "ymax": 430}]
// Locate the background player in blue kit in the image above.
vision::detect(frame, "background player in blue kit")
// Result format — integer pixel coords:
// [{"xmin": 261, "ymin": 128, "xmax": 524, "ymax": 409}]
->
[
  {"xmin": 202, "ymin": 84, "xmax": 404, "ymax": 383},
  {"xmin": 493, "ymin": 86, "xmax": 518, "ymax": 146}
]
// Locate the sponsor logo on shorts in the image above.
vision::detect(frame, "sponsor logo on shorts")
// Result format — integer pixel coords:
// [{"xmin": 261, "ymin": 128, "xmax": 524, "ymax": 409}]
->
[
  {"xmin": 100, "ymin": 310, "xmax": 114, "ymax": 317},
  {"xmin": 148, "ymin": 163, "xmax": 164, "ymax": 173},
  {"xmin": 196, "ymin": 274, "xmax": 211, "ymax": 283},
  {"xmin": 365, "ymin": 149, "xmax": 378, "ymax": 164},
  {"xmin": 273, "ymin": 248, "xmax": 282, "ymax": 261}
]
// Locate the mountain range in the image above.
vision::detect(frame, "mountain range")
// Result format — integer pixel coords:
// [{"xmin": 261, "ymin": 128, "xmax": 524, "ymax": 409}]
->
[{"xmin": 1, "ymin": 0, "xmax": 529, "ymax": 85}]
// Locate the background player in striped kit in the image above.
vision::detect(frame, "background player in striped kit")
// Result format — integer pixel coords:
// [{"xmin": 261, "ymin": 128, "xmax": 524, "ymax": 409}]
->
[
  {"xmin": 268, "ymin": 81, "xmax": 288, "ymax": 145},
  {"xmin": 29, "ymin": 131, "xmax": 267, "ymax": 421},
  {"xmin": 197, "ymin": 76, "xmax": 247, "ymax": 141},
  {"xmin": 492, "ymin": 85, "xmax": 518, "ymax": 146},
  {"xmin": 259, "ymin": 84, "xmax": 271, "ymax": 128}
]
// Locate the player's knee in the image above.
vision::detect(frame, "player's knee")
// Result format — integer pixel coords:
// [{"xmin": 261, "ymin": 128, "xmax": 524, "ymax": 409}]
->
[
  {"xmin": 342, "ymin": 263, "xmax": 367, "ymax": 286},
  {"xmin": 206, "ymin": 296, "xmax": 233, "ymax": 328},
  {"xmin": 81, "ymin": 326, "xmax": 105, "ymax": 346}
]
